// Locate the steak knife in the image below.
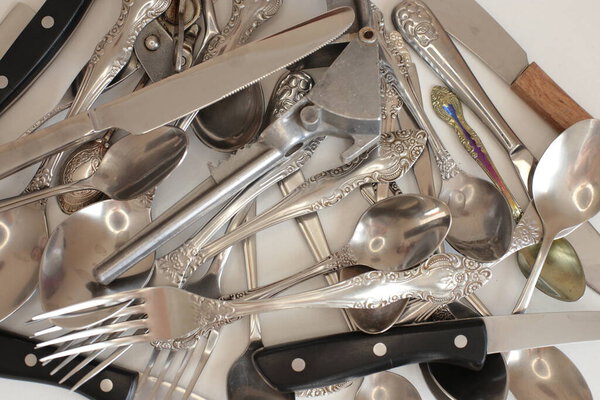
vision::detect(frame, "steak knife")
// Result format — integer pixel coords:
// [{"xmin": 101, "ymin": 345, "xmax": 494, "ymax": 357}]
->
[
  {"xmin": 419, "ymin": 0, "xmax": 591, "ymax": 131},
  {"xmin": 252, "ymin": 311, "xmax": 600, "ymax": 392},
  {"xmin": 0, "ymin": 0, "xmax": 93, "ymax": 115}
]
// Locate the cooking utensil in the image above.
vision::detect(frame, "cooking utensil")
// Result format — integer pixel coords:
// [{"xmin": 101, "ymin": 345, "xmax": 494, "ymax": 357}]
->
[
  {"xmin": 93, "ymin": 26, "xmax": 382, "ymax": 286},
  {"xmin": 252, "ymin": 311, "xmax": 600, "ymax": 392},
  {"xmin": 355, "ymin": 372, "xmax": 421, "ymax": 400},
  {"xmin": 33, "ymin": 256, "xmax": 492, "ymax": 361},
  {"xmin": 193, "ymin": 0, "xmax": 283, "ymax": 151},
  {"xmin": 431, "ymin": 85, "xmax": 586, "ymax": 302},
  {"xmin": 418, "ymin": 0, "xmax": 591, "ymax": 131},
  {"xmin": 373, "ymin": 5, "xmax": 514, "ymax": 262},
  {"xmin": 0, "ymin": 0, "xmax": 93, "ymax": 114},
  {"xmin": 0, "ymin": 126, "xmax": 187, "ymax": 211},
  {"xmin": 0, "ymin": 3, "xmax": 35, "ymax": 58},
  {"xmin": 226, "ymin": 203, "xmax": 294, "ymax": 400},
  {"xmin": 514, "ymin": 119, "xmax": 600, "ymax": 313},
  {"xmin": 0, "ymin": 7, "xmax": 354, "ymax": 178}
]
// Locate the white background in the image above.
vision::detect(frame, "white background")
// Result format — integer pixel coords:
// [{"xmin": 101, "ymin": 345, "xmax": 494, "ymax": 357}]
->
[{"xmin": 0, "ymin": 0, "xmax": 598, "ymax": 399}]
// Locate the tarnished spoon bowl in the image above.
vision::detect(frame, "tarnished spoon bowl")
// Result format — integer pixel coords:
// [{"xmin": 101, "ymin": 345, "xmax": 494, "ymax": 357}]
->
[
  {"xmin": 39, "ymin": 198, "xmax": 155, "ymax": 328},
  {"xmin": 517, "ymin": 238, "xmax": 585, "ymax": 301},
  {"xmin": 355, "ymin": 372, "xmax": 421, "ymax": 400},
  {"xmin": 441, "ymin": 173, "xmax": 513, "ymax": 262}
]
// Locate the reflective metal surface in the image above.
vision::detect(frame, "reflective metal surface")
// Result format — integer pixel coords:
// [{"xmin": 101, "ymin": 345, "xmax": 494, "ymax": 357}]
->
[
  {"xmin": 0, "ymin": 126, "xmax": 188, "ymax": 212},
  {"xmin": 514, "ymin": 119, "xmax": 600, "ymax": 312},
  {"xmin": 507, "ymin": 348, "xmax": 593, "ymax": 400},
  {"xmin": 355, "ymin": 372, "xmax": 421, "ymax": 400},
  {"xmin": 39, "ymin": 198, "xmax": 155, "ymax": 328}
]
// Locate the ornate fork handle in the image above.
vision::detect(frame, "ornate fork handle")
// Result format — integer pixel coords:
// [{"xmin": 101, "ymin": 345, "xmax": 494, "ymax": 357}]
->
[
  {"xmin": 191, "ymin": 253, "xmax": 492, "ymax": 332},
  {"xmin": 201, "ymin": 0, "xmax": 283, "ymax": 61}
]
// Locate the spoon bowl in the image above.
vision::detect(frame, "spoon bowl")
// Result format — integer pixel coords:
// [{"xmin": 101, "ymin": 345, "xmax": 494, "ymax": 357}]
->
[
  {"xmin": 355, "ymin": 372, "xmax": 421, "ymax": 400},
  {"xmin": 39, "ymin": 198, "xmax": 155, "ymax": 328}
]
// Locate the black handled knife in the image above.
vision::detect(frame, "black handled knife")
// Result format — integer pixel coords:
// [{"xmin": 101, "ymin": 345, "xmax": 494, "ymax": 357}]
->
[
  {"xmin": 0, "ymin": 0, "xmax": 93, "ymax": 115},
  {"xmin": 252, "ymin": 311, "xmax": 600, "ymax": 392},
  {"xmin": 0, "ymin": 329, "xmax": 137, "ymax": 399}
]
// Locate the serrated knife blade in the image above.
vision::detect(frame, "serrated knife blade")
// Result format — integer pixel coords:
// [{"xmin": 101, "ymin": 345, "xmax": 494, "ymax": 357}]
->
[{"xmin": 0, "ymin": 7, "xmax": 355, "ymax": 179}]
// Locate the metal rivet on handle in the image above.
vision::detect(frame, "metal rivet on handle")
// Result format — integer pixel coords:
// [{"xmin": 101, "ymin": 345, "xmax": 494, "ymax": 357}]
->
[
  {"xmin": 145, "ymin": 35, "xmax": 160, "ymax": 51},
  {"xmin": 0, "ymin": 76, "xmax": 8, "ymax": 89},
  {"xmin": 41, "ymin": 16, "xmax": 55, "ymax": 29},
  {"xmin": 291, "ymin": 358, "xmax": 306, "ymax": 372},
  {"xmin": 373, "ymin": 342, "xmax": 387, "ymax": 357},
  {"xmin": 100, "ymin": 378, "xmax": 113, "ymax": 392},
  {"xmin": 24, "ymin": 353, "xmax": 37, "ymax": 367},
  {"xmin": 454, "ymin": 334, "xmax": 468, "ymax": 349}
]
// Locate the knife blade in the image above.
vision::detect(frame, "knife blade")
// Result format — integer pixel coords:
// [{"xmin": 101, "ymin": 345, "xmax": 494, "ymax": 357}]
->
[
  {"xmin": 252, "ymin": 311, "xmax": 600, "ymax": 392},
  {"xmin": 0, "ymin": 7, "xmax": 355, "ymax": 180},
  {"xmin": 420, "ymin": 0, "xmax": 592, "ymax": 131},
  {"xmin": 0, "ymin": 0, "xmax": 93, "ymax": 115}
]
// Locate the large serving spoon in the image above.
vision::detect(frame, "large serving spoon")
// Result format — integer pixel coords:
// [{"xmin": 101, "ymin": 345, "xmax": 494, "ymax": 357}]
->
[
  {"xmin": 431, "ymin": 85, "xmax": 586, "ymax": 302},
  {"xmin": 513, "ymin": 118, "xmax": 600, "ymax": 313},
  {"xmin": 0, "ymin": 126, "xmax": 187, "ymax": 212},
  {"xmin": 371, "ymin": 3, "xmax": 513, "ymax": 262}
]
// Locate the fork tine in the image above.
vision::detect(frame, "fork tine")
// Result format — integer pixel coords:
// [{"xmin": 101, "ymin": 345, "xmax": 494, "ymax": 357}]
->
[
  {"xmin": 149, "ymin": 350, "xmax": 177, "ymax": 400},
  {"xmin": 59, "ymin": 347, "xmax": 108, "ymax": 384},
  {"xmin": 36, "ymin": 319, "xmax": 147, "ymax": 348},
  {"xmin": 31, "ymin": 292, "xmax": 138, "ymax": 321},
  {"xmin": 136, "ymin": 347, "xmax": 161, "ymax": 395},
  {"xmin": 50, "ymin": 354, "xmax": 79, "ymax": 376},
  {"xmin": 32, "ymin": 325, "xmax": 67, "ymax": 338},
  {"xmin": 182, "ymin": 330, "xmax": 220, "ymax": 399},
  {"xmin": 114, "ymin": 304, "xmax": 146, "ymax": 318},
  {"xmin": 40, "ymin": 334, "xmax": 149, "ymax": 362},
  {"xmin": 164, "ymin": 347, "xmax": 195, "ymax": 399},
  {"xmin": 70, "ymin": 345, "xmax": 132, "ymax": 391}
]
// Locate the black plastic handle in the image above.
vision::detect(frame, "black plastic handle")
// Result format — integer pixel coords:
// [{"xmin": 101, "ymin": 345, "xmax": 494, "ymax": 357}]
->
[
  {"xmin": 252, "ymin": 318, "xmax": 487, "ymax": 392},
  {"xmin": 0, "ymin": 329, "xmax": 137, "ymax": 400},
  {"xmin": 0, "ymin": 0, "xmax": 93, "ymax": 114}
]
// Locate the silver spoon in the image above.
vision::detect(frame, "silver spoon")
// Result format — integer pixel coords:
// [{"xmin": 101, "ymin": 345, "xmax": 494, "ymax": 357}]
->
[
  {"xmin": 372, "ymin": 5, "xmax": 513, "ymax": 262},
  {"xmin": 355, "ymin": 372, "xmax": 421, "ymax": 400},
  {"xmin": 192, "ymin": 0, "xmax": 283, "ymax": 151},
  {"xmin": 0, "ymin": 126, "xmax": 188, "ymax": 212},
  {"xmin": 513, "ymin": 118, "xmax": 600, "ymax": 313},
  {"xmin": 227, "ymin": 203, "xmax": 294, "ymax": 400}
]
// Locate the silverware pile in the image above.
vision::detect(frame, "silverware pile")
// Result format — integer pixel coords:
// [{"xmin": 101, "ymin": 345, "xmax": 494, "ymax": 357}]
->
[{"xmin": 0, "ymin": 0, "xmax": 598, "ymax": 399}]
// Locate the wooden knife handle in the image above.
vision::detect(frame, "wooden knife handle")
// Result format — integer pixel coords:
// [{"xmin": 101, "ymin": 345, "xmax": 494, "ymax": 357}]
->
[{"xmin": 511, "ymin": 62, "xmax": 592, "ymax": 131}]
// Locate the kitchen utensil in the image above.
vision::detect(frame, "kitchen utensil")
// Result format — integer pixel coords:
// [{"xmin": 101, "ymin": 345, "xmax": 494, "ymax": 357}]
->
[
  {"xmin": 226, "ymin": 203, "xmax": 294, "ymax": 400},
  {"xmin": 0, "ymin": 0, "xmax": 93, "ymax": 114},
  {"xmin": 355, "ymin": 372, "xmax": 421, "ymax": 400},
  {"xmin": 431, "ymin": 85, "xmax": 586, "ymax": 302},
  {"xmin": 33, "ymin": 256, "xmax": 492, "ymax": 361},
  {"xmin": 417, "ymin": 0, "xmax": 591, "ymax": 131},
  {"xmin": 420, "ymin": 301, "xmax": 509, "ymax": 400},
  {"xmin": 92, "ymin": 26, "xmax": 382, "ymax": 286},
  {"xmin": 184, "ymin": 128, "xmax": 426, "ymax": 276},
  {"xmin": 514, "ymin": 119, "xmax": 600, "ymax": 312},
  {"xmin": 193, "ymin": 0, "xmax": 283, "ymax": 151},
  {"xmin": 0, "ymin": 3, "xmax": 35, "ymax": 58},
  {"xmin": 252, "ymin": 311, "xmax": 600, "ymax": 392},
  {"xmin": 373, "ymin": 4, "xmax": 514, "ymax": 262},
  {"xmin": 0, "ymin": 7, "xmax": 354, "ymax": 178},
  {"xmin": 0, "ymin": 126, "xmax": 187, "ymax": 211},
  {"xmin": 0, "ymin": 0, "xmax": 168, "ymax": 323}
]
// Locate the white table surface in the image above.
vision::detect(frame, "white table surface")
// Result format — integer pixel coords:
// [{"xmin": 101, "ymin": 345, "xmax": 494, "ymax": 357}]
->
[{"xmin": 0, "ymin": 0, "xmax": 598, "ymax": 399}]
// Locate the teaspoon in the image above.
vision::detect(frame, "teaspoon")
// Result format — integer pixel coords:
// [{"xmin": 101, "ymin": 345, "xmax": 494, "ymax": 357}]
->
[{"xmin": 0, "ymin": 126, "xmax": 188, "ymax": 212}]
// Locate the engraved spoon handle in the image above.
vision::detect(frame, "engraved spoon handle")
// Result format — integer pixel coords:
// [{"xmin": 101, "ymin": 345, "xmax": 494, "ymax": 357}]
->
[
  {"xmin": 431, "ymin": 86, "xmax": 523, "ymax": 220},
  {"xmin": 393, "ymin": 0, "xmax": 523, "ymax": 153},
  {"xmin": 216, "ymin": 254, "xmax": 493, "ymax": 328}
]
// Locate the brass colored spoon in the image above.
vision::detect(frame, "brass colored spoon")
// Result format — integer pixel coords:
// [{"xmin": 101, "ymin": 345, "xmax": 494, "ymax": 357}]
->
[{"xmin": 431, "ymin": 86, "xmax": 586, "ymax": 302}]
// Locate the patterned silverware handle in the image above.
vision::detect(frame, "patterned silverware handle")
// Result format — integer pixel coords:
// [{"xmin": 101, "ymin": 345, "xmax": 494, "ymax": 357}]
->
[
  {"xmin": 201, "ymin": 0, "xmax": 284, "ymax": 61},
  {"xmin": 196, "ymin": 128, "xmax": 426, "ymax": 265},
  {"xmin": 393, "ymin": 0, "xmax": 523, "ymax": 153},
  {"xmin": 23, "ymin": 0, "xmax": 169, "ymax": 193},
  {"xmin": 192, "ymin": 253, "xmax": 493, "ymax": 332},
  {"xmin": 431, "ymin": 86, "xmax": 522, "ymax": 220}
]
